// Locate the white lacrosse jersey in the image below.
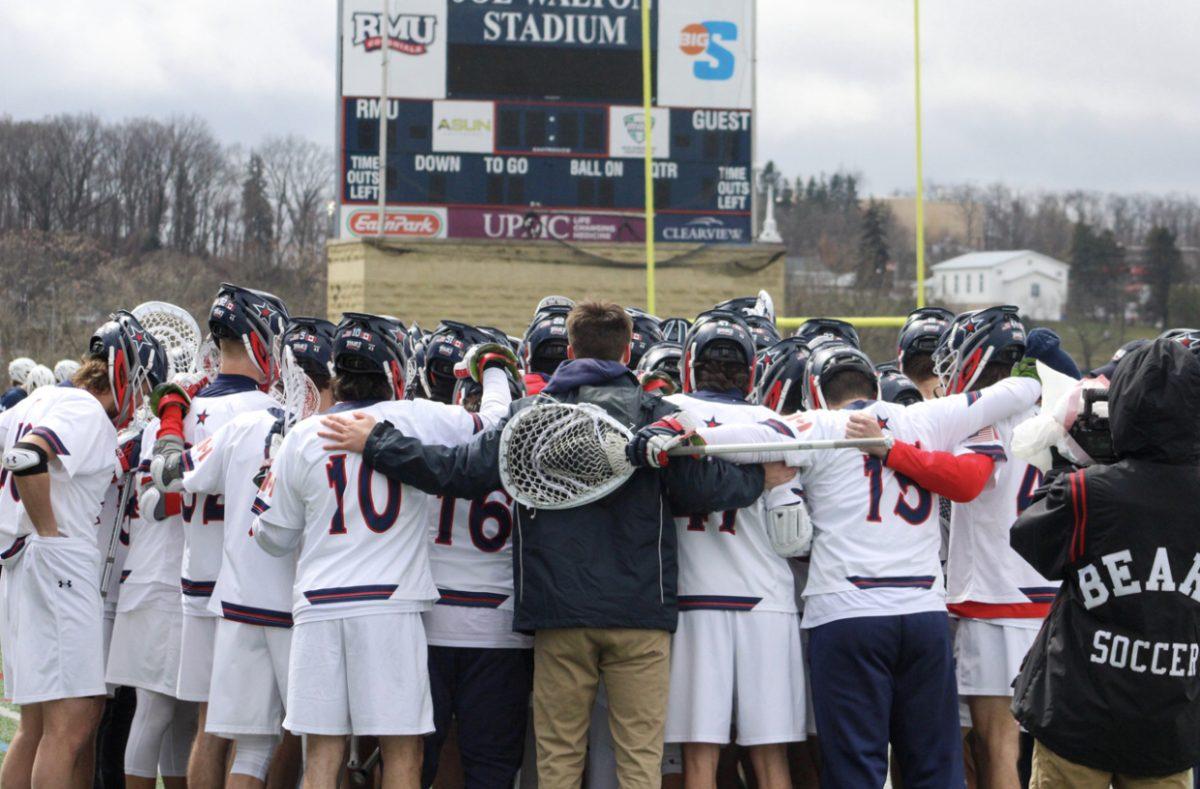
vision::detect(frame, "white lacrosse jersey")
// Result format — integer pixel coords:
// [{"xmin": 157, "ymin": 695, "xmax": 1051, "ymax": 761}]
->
[
  {"xmin": 0, "ymin": 386, "xmax": 118, "ymax": 558},
  {"xmin": 119, "ymin": 421, "xmax": 186, "ymax": 613},
  {"xmin": 179, "ymin": 374, "xmax": 276, "ymax": 615},
  {"xmin": 256, "ymin": 399, "xmax": 493, "ymax": 625},
  {"xmin": 184, "ymin": 408, "xmax": 296, "ymax": 628},
  {"xmin": 699, "ymin": 378, "xmax": 1041, "ymax": 628},
  {"xmin": 664, "ymin": 391, "xmax": 797, "ymax": 614},
  {"xmin": 423, "ymin": 488, "xmax": 530, "ymax": 649},
  {"xmin": 946, "ymin": 405, "xmax": 1058, "ymax": 623}
]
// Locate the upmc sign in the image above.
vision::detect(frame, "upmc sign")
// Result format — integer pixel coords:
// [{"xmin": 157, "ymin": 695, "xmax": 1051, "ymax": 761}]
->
[{"xmin": 336, "ymin": 0, "xmax": 755, "ymax": 244}]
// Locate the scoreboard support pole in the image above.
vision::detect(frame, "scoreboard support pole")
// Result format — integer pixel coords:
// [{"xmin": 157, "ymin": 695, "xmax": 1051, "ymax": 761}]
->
[{"xmin": 641, "ymin": 0, "xmax": 657, "ymax": 314}]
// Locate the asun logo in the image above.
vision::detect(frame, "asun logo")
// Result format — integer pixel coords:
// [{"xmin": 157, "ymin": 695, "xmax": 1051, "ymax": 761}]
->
[
  {"xmin": 349, "ymin": 210, "xmax": 443, "ymax": 238},
  {"xmin": 662, "ymin": 216, "xmax": 745, "ymax": 242},
  {"xmin": 622, "ymin": 113, "xmax": 654, "ymax": 144},
  {"xmin": 679, "ymin": 21, "xmax": 738, "ymax": 81},
  {"xmin": 438, "ymin": 118, "xmax": 492, "ymax": 133},
  {"xmin": 351, "ymin": 12, "xmax": 437, "ymax": 55}
]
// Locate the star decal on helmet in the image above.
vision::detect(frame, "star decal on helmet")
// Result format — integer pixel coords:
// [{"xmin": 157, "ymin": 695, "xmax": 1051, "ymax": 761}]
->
[{"xmin": 254, "ymin": 301, "xmax": 277, "ymax": 321}]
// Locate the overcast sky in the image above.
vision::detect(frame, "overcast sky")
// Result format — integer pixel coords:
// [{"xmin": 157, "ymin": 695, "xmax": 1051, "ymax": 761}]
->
[{"xmin": 2, "ymin": 1, "xmax": 1198, "ymax": 196}]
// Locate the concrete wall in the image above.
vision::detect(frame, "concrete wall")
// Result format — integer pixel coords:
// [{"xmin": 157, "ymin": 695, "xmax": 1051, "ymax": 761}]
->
[{"xmin": 328, "ymin": 239, "xmax": 786, "ymax": 333}]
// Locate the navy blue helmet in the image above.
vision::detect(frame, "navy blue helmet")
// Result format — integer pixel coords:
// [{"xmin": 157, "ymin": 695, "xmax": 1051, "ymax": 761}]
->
[
  {"xmin": 660, "ymin": 317, "xmax": 692, "ymax": 345},
  {"xmin": 793, "ymin": 318, "xmax": 861, "ymax": 350},
  {"xmin": 422, "ymin": 320, "xmax": 495, "ymax": 404},
  {"xmin": 626, "ymin": 308, "xmax": 664, "ymax": 369},
  {"xmin": 681, "ymin": 310, "xmax": 757, "ymax": 395},
  {"xmin": 933, "ymin": 306, "xmax": 1026, "ymax": 395},
  {"xmin": 333, "ymin": 313, "xmax": 406, "ymax": 400},
  {"xmin": 636, "ymin": 342, "xmax": 683, "ymax": 391},
  {"xmin": 282, "ymin": 317, "xmax": 336, "ymax": 380},
  {"xmin": 89, "ymin": 310, "xmax": 167, "ymax": 427},
  {"xmin": 755, "ymin": 337, "xmax": 811, "ymax": 415},
  {"xmin": 804, "ymin": 341, "xmax": 879, "ymax": 410},
  {"xmin": 897, "ymin": 307, "xmax": 954, "ymax": 368},
  {"xmin": 520, "ymin": 312, "xmax": 570, "ymax": 377},
  {"xmin": 208, "ymin": 283, "xmax": 290, "ymax": 383},
  {"xmin": 879, "ymin": 368, "xmax": 923, "ymax": 406}
]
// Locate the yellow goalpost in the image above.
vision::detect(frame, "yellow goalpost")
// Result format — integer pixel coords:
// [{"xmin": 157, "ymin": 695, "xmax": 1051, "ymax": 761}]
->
[{"xmin": 640, "ymin": 0, "xmax": 927, "ymax": 330}]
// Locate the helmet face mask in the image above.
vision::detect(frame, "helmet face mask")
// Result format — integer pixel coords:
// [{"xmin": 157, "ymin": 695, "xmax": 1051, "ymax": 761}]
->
[{"xmin": 636, "ymin": 342, "xmax": 683, "ymax": 391}]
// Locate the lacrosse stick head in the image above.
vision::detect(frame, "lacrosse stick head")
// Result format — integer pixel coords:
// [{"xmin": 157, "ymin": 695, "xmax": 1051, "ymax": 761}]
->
[
  {"xmin": 498, "ymin": 402, "xmax": 636, "ymax": 510},
  {"xmin": 270, "ymin": 345, "xmax": 321, "ymax": 433},
  {"xmin": 132, "ymin": 301, "xmax": 202, "ymax": 379}
]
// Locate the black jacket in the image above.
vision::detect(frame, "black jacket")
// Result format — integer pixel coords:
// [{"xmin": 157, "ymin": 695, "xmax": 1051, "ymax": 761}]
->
[
  {"xmin": 363, "ymin": 367, "xmax": 765, "ymax": 633},
  {"xmin": 1011, "ymin": 340, "xmax": 1200, "ymax": 776}
]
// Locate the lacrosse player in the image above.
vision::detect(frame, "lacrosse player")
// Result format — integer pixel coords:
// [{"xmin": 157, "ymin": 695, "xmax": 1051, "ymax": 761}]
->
[
  {"xmin": 408, "ymin": 326, "xmax": 535, "ymax": 788},
  {"xmin": 145, "ymin": 282, "xmax": 289, "ymax": 787},
  {"xmin": 250, "ymin": 312, "xmax": 513, "ymax": 788},
  {"xmin": 319, "ymin": 301, "xmax": 771, "ymax": 789},
  {"xmin": 168, "ymin": 317, "xmax": 335, "ymax": 788},
  {"xmin": 630, "ymin": 339, "xmax": 1043, "ymax": 787},
  {"xmin": 0, "ymin": 312, "xmax": 164, "ymax": 789},
  {"xmin": 661, "ymin": 310, "xmax": 806, "ymax": 789},
  {"xmin": 1, "ymin": 357, "xmax": 35, "ymax": 412}
]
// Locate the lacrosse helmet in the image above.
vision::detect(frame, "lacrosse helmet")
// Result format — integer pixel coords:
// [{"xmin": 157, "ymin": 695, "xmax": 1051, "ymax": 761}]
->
[
  {"xmin": 24, "ymin": 365, "xmax": 55, "ymax": 393},
  {"xmin": 755, "ymin": 338, "xmax": 812, "ymax": 415},
  {"xmin": 636, "ymin": 342, "xmax": 683, "ymax": 391},
  {"xmin": 282, "ymin": 317, "xmax": 337, "ymax": 380},
  {"xmin": 520, "ymin": 312, "xmax": 570, "ymax": 377},
  {"xmin": 333, "ymin": 313, "xmax": 406, "ymax": 400},
  {"xmin": 8, "ymin": 357, "xmax": 36, "ymax": 386},
  {"xmin": 879, "ymin": 368, "xmax": 923, "ymax": 406},
  {"xmin": 1160, "ymin": 328, "xmax": 1200, "ymax": 353},
  {"xmin": 660, "ymin": 317, "xmax": 692, "ymax": 345},
  {"xmin": 793, "ymin": 318, "xmax": 861, "ymax": 349},
  {"xmin": 88, "ymin": 310, "xmax": 167, "ymax": 427},
  {"xmin": 626, "ymin": 308, "xmax": 664, "ymax": 370},
  {"xmin": 803, "ymin": 341, "xmax": 879, "ymax": 411},
  {"xmin": 208, "ymin": 283, "xmax": 290, "ymax": 383},
  {"xmin": 681, "ymin": 310, "xmax": 757, "ymax": 396},
  {"xmin": 713, "ymin": 290, "xmax": 776, "ymax": 322},
  {"xmin": 422, "ymin": 321, "xmax": 496, "ymax": 404},
  {"xmin": 933, "ymin": 306, "xmax": 1026, "ymax": 395},
  {"xmin": 897, "ymin": 307, "xmax": 954, "ymax": 368},
  {"xmin": 744, "ymin": 314, "xmax": 782, "ymax": 351},
  {"xmin": 53, "ymin": 359, "xmax": 80, "ymax": 385}
]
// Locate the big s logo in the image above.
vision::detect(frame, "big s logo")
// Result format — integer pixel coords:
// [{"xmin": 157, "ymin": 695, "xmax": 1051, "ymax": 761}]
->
[{"xmin": 679, "ymin": 21, "xmax": 738, "ymax": 81}]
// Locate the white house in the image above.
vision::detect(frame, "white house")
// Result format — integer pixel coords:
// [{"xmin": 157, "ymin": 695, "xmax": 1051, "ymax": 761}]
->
[{"xmin": 926, "ymin": 250, "xmax": 1070, "ymax": 321}]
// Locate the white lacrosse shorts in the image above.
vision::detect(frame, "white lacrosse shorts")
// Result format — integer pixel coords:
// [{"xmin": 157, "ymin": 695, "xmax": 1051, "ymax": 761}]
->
[
  {"xmin": 285, "ymin": 611, "xmax": 433, "ymax": 737},
  {"xmin": 7, "ymin": 535, "xmax": 106, "ymax": 704},
  {"xmin": 176, "ymin": 613, "xmax": 218, "ymax": 702},
  {"xmin": 206, "ymin": 618, "xmax": 291, "ymax": 737},
  {"xmin": 955, "ymin": 617, "xmax": 1040, "ymax": 698},
  {"xmin": 107, "ymin": 606, "xmax": 184, "ymax": 696},
  {"xmin": 665, "ymin": 610, "xmax": 807, "ymax": 746}
]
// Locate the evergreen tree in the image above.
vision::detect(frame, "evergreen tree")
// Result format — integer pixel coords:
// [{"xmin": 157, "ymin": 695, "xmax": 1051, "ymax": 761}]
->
[
  {"xmin": 241, "ymin": 153, "xmax": 273, "ymax": 255},
  {"xmin": 857, "ymin": 199, "xmax": 891, "ymax": 288},
  {"xmin": 1145, "ymin": 225, "xmax": 1182, "ymax": 329}
]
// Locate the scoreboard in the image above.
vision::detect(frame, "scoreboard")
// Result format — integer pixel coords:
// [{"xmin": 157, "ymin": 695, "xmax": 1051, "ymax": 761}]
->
[{"xmin": 337, "ymin": 0, "xmax": 755, "ymax": 245}]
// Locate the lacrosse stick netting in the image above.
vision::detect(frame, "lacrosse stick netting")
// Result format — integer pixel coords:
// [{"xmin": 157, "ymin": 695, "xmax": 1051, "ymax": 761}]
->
[
  {"xmin": 270, "ymin": 345, "xmax": 321, "ymax": 434},
  {"xmin": 132, "ymin": 301, "xmax": 202, "ymax": 379},
  {"xmin": 498, "ymin": 403, "xmax": 890, "ymax": 511}
]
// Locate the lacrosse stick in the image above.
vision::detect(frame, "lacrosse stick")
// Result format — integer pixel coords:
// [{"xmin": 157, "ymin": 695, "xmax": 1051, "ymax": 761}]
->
[
  {"xmin": 100, "ymin": 451, "xmax": 139, "ymax": 600},
  {"xmin": 270, "ymin": 346, "xmax": 320, "ymax": 435},
  {"xmin": 132, "ymin": 301, "xmax": 202, "ymax": 378},
  {"xmin": 498, "ymin": 402, "xmax": 887, "ymax": 510}
]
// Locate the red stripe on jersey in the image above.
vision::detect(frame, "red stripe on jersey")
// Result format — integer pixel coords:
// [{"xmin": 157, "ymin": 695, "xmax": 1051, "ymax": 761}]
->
[{"xmin": 949, "ymin": 601, "xmax": 1050, "ymax": 619}]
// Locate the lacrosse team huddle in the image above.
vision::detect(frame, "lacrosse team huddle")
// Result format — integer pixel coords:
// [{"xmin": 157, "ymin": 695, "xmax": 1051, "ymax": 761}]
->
[{"xmin": 3, "ymin": 283, "xmax": 1200, "ymax": 789}]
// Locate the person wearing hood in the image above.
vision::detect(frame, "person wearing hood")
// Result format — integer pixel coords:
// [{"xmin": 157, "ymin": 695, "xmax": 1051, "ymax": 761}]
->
[
  {"xmin": 1010, "ymin": 339, "xmax": 1200, "ymax": 788},
  {"xmin": 317, "ymin": 300, "xmax": 774, "ymax": 789}
]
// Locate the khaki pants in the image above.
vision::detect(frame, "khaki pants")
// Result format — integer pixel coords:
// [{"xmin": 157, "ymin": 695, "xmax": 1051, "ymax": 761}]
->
[
  {"xmin": 1030, "ymin": 740, "xmax": 1193, "ymax": 789},
  {"xmin": 532, "ymin": 628, "xmax": 671, "ymax": 789}
]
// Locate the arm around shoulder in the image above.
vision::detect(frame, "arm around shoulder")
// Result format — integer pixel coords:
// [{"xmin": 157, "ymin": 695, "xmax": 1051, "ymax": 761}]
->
[{"xmin": 363, "ymin": 419, "xmax": 504, "ymax": 500}]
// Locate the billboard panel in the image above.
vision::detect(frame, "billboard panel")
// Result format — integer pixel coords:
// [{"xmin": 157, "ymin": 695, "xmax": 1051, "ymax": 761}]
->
[{"xmin": 337, "ymin": 0, "xmax": 754, "ymax": 244}]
